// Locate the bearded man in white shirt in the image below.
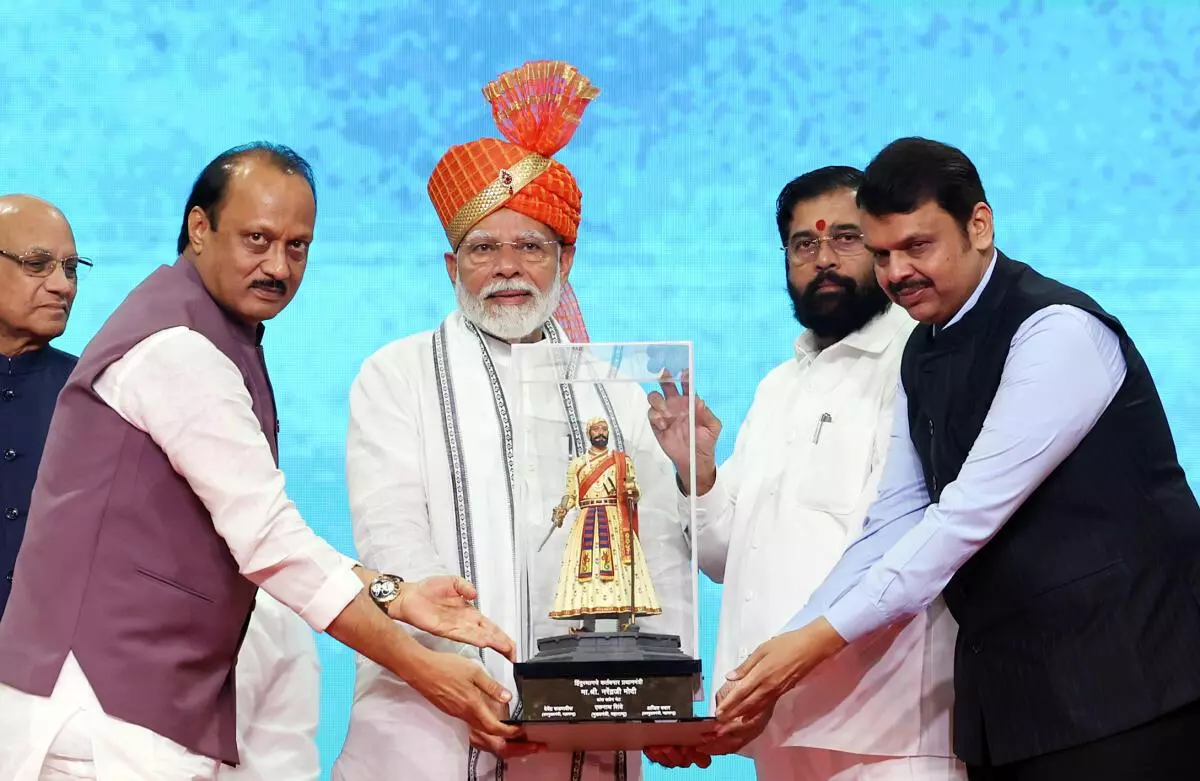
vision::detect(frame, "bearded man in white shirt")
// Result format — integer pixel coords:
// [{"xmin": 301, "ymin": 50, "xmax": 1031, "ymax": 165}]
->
[
  {"xmin": 0, "ymin": 142, "xmax": 519, "ymax": 781},
  {"xmin": 646, "ymin": 166, "xmax": 964, "ymax": 780},
  {"xmin": 333, "ymin": 61, "xmax": 694, "ymax": 781}
]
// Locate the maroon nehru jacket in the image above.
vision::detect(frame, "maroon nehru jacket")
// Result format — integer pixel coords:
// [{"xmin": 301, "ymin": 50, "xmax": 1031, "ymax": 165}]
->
[{"xmin": 0, "ymin": 256, "xmax": 278, "ymax": 764}]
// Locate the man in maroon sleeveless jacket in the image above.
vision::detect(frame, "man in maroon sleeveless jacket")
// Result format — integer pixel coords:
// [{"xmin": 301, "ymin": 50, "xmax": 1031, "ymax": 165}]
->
[{"xmin": 0, "ymin": 143, "xmax": 520, "ymax": 781}]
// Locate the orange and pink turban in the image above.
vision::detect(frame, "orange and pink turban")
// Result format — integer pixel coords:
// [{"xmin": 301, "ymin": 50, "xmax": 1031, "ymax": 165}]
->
[{"xmin": 427, "ymin": 60, "xmax": 597, "ymax": 342}]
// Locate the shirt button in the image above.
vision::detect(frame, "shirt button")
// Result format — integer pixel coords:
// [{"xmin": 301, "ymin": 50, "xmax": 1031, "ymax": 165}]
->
[
  {"xmin": 744, "ymin": 590, "xmax": 755, "ymax": 602},
  {"xmin": 3, "ymin": 449, "xmax": 16, "ymax": 461},
  {"xmin": 5, "ymin": 571, "xmax": 12, "ymax": 584},
  {"xmin": 1, "ymin": 389, "xmax": 14, "ymax": 401},
  {"xmin": 4, "ymin": 508, "xmax": 19, "ymax": 521}
]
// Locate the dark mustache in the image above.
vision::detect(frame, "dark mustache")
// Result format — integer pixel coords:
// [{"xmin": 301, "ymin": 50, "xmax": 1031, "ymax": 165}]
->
[
  {"xmin": 808, "ymin": 269, "xmax": 855, "ymax": 293},
  {"xmin": 251, "ymin": 278, "xmax": 287, "ymax": 293},
  {"xmin": 888, "ymin": 279, "xmax": 930, "ymax": 295}
]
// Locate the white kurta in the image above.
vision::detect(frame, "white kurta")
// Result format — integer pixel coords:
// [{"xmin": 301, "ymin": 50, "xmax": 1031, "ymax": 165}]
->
[
  {"xmin": 695, "ymin": 305, "xmax": 964, "ymax": 780},
  {"xmin": 218, "ymin": 592, "xmax": 321, "ymax": 781},
  {"xmin": 334, "ymin": 313, "xmax": 693, "ymax": 781}
]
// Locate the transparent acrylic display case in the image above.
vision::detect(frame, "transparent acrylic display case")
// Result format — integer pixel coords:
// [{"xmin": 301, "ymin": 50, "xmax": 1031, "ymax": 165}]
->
[{"xmin": 507, "ymin": 341, "xmax": 711, "ymax": 750}]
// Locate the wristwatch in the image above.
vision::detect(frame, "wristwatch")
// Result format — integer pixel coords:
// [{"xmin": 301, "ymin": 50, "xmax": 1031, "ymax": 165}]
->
[{"xmin": 368, "ymin": 573, "xmax": 405, "ymax": 615}]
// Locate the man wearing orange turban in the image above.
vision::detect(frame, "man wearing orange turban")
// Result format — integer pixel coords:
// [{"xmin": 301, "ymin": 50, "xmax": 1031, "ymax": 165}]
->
[
  {"xmin": 427, "ymin": 59, "xmax": 594, "ymax": 344},
  {"xmin": 334, "ymin": 62, "xmax": 693, "ymax": 781}
]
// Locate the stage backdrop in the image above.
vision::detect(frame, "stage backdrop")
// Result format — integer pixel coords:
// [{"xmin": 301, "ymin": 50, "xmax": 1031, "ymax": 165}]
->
[{"xmin": 5, "ymin": 1, "xmax": 1199, "ymax": 778}]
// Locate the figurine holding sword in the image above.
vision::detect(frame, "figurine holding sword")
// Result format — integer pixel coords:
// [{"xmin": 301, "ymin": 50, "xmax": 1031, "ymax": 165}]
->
[{"xmin": 539, "ymin": 417, "xmax": 660, "ymax": 632}]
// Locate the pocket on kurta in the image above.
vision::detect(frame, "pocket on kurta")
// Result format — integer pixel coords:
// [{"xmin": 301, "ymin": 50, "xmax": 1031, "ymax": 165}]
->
[{"xmin": 790, "ymin": 420, "xmax": 876, "ymax": 516}]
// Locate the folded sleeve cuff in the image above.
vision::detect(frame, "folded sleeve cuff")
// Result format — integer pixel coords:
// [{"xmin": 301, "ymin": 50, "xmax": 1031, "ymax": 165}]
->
[
  {"xmin": 692, "ymin": 470, "xmax": 730, "ymax": 522},
  {"xmin": 297, "ymin": 564, "xmax": 364, "ymax": 632},
  {"xmin": 823, "ymin": 587, "xmax": 886, "ymax": 644}
]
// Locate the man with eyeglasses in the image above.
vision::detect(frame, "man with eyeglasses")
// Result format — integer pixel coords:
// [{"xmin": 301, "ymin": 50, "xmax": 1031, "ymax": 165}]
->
[
  {"xmin": 334, "ymin": 61, "xmax": 693, "ymax": 781},
  {"xmin": 0, "ymin": 195, "xmax": 88, "ymax": 619},
  {"xmin": 644, "ymin": 166, "xmax": 964, "ymax": 780},
  {"xmin": 717, "ymin": 139, "xmax": 1200, "ymax": 780},
  {"xmin": 0, "ymin": 144, "xmax": 518, "ymax": 781}
]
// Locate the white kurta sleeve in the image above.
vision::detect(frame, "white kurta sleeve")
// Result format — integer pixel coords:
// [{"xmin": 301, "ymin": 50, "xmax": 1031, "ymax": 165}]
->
[
  {"xmin": 92, "ymin": 326, "xmax": 362, "ymax": 631},
  {"xmin": 690, "ymin": 391, "xmax": 759, "ymax": 583}
]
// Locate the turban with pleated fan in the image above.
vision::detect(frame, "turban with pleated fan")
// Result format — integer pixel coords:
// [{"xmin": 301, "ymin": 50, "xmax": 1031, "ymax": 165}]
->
[{"xmin": 428, "ymin": 60, "xmax": 597, "ymax": 343}]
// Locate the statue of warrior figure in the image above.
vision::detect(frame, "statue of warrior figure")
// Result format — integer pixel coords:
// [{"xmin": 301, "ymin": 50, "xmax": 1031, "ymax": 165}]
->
[{"xmin": 548, "ymin": 417, "xmax": 661, "ymax": 629}]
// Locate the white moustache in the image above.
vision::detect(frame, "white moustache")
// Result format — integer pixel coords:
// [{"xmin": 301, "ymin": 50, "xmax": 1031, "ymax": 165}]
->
[{"xmin": 480, "ymin": 279, "xmax": 539, "ymax": 298}]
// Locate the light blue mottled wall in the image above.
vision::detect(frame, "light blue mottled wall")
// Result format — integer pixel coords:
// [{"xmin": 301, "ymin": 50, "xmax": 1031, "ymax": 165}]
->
[{"xmin": 4, "ymin": 1, "xmax": 1198, "ymax": 778}]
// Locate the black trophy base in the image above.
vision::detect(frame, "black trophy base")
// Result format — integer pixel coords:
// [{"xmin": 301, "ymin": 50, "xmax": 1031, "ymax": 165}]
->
[
  {"xmin": 517, "ymin": 717, "xmax": 715, "ymax": 752},
  {"xmin": 506, "ymin": 630, "xmax": 713, "ymax": 751}
]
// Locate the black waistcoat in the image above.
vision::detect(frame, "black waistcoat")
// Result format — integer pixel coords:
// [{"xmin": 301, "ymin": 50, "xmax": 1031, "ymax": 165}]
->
[{"xmin": 900, "ymin": 253, "xmax": 1200, "ymax": 766}]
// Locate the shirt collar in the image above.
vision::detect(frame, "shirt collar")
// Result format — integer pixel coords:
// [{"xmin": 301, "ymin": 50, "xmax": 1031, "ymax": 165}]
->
[
  {"xmin": 940, "ymin": 249, "xmax": 999, "ymax": 332},
  {"xmin": 2, "ymin": 346, "xmax": 53, "ymax": 376},
  {"xmin": 794, "ymin": 302, "xmax": 910, "ymax": 361}
]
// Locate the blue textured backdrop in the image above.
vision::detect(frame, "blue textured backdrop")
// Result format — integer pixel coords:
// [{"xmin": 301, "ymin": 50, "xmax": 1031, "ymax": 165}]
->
[{"xmin": 4, "ymin": 1, "xmax": 1199, "ymax": 778}]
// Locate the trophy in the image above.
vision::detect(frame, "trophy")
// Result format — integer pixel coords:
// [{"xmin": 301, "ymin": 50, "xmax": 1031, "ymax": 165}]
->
[{"xmin": 509, "ymin": 341, "xmax": 710, "ymax": 751}]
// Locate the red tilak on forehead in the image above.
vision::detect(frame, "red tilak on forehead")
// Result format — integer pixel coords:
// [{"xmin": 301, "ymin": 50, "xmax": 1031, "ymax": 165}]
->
[{"xmin": 815, "ymin": 219, "xmax": 827, "ymax": 231}]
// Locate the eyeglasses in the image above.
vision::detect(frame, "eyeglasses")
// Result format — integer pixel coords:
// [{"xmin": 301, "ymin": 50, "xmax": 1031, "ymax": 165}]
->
[
  {"xmin": 0, "ymin": 249, "xmax": 93, "ymax": 281},
  {"xmin": 783, "ymin": 232, "xmax": 868, "ymax": 266},
  {"xmin": 458, "ymin": 238, "xmax": 561, "ymax": 268}
]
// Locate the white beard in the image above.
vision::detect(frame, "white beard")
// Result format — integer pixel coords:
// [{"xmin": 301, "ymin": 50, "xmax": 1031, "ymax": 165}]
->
[{"xmin": 456, "ymin": 265, "xmax": 563, "ymax": 341}]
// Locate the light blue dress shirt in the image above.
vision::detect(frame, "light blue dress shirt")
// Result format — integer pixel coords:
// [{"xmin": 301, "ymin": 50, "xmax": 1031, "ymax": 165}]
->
[{"xmin": 782, "ymin": 252, "xmax": 1129, "ymax": 642}]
